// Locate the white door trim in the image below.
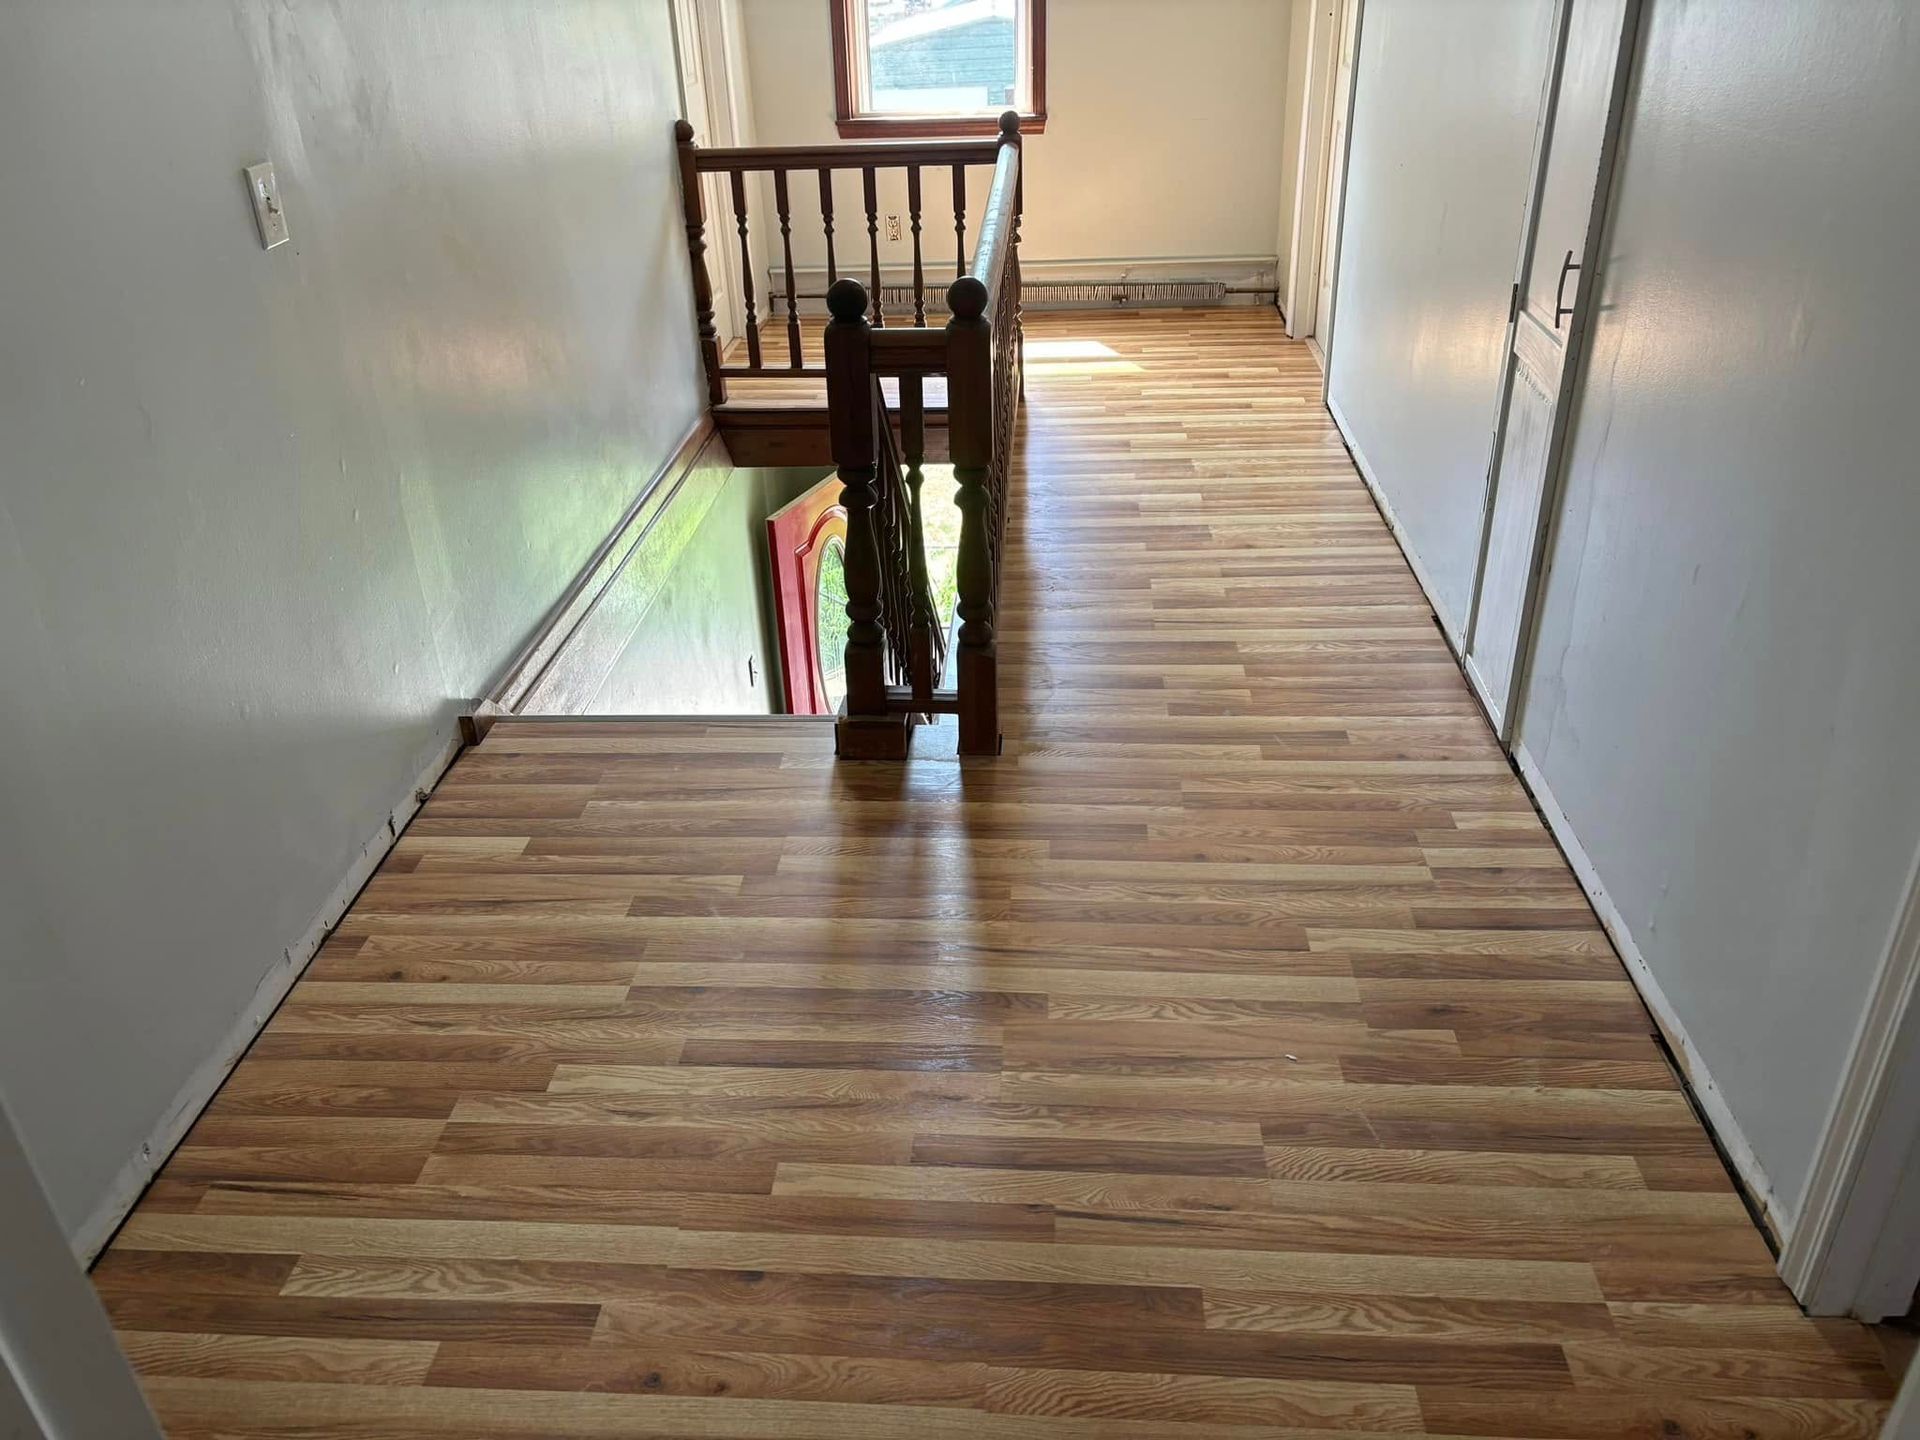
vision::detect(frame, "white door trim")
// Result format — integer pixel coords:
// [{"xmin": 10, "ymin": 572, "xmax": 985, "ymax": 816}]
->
[
  {"xmin": 1284, "ymin": 0, "xmax": 1341, "ymax": 339},
  {"xmin": 1781, "ymin": 840, "xmax": 1920, "ymax": 1318},
  {"xmin": 1316, "ymin": 0, "xmax": 1363, "ymax": 404},
  {"xmin": 1, "ymin": 1098, "xmax": 162, "ymax": 1438}
]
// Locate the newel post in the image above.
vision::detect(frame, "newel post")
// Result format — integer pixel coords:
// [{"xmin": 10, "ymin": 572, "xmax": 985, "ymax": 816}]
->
[
  {"xmin": 947, "ymin": 274, "xmax": 999, "ymax": 756},
  {"xmin": 674, "ymin": 120, "xmax": 726, "ymax": 407},
  {"xmin": 825, "ymin": 280, "xmax": 892, "ymax": 749}
]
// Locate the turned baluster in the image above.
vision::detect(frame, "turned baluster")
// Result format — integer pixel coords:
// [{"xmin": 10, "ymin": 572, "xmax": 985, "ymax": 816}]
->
[
  {"xmin": 947, "ymin": 275, "xmax": 998, "ymax": 756},
  {"xmin": 728, "ymin": 170, "xmax": 762, "ymax": 370},
  {"xmin": 673, "ymin": 120, "xmax": 724, "ymax": 406},
  {"xmin": 819, "ymin": 169, "xmax": 837, "ymax": 286},
  {"xmin": 899, "ymin": 372, "xmax": 935, "ymax": 702},
  {"xmin": 908, "ymin": 165, "xmax": 926, "ymax": 327},
  {"xmin": 952, "ymin": 163, "xmax": 967, "ymax": 279},
  {"xmin": 773, "ymin": 169, "xmax": 802, "ymax": 368},
  {"xmin": 824, "ymin": 279, "xmax": 886, "ymax": 720},
  {"xmin": 862, "ymin": 166, "xmax": 883, "ymax": 327}
]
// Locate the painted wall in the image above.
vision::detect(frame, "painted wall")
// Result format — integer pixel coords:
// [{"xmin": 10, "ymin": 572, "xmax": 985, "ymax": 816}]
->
[
  {"xmin": 587, "ymin": 469, "xmax": 823, "ymax": 715},
  {"xmin": 0, "ymin": 0, "xmax": 701, "ymax": 1247},
  {"xmin": 1517, "ymin": 0, "xmax": 1920, "ymax": 1223},
  {"xmin": 735, "ymin": 0, "xmax": 1291, "ymax": 274},
  {"xmin": 1326, "ymin": 0, "xmax": 1553, "ymax": 639}
]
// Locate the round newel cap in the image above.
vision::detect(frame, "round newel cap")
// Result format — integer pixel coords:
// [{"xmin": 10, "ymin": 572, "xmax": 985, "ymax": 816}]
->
[
  {"xmin": 948, "ymin": 275, "xmax": 989, "ymax": 320},
  {"xmin": 998, "ymin": 110, "xmax": 1021, "ymax": 141},
  {"xmin": 827, "ymin": 278, "xmax": 870, "ymax": 323},
  {"xmin": 673, "ymin": 118, "xmax": 695, "ymax": 143}
]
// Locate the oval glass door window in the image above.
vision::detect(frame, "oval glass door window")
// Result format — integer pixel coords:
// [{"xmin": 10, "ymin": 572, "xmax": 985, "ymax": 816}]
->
[{"xmin": 815, "ymin": 536, "xmax": 849, "ymax": 713}]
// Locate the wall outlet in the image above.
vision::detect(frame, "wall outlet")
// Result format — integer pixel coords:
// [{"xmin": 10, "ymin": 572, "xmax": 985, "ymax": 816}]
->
[{"xmin": 885, "ymin": 214, "xmax": 902, "ymax": 242}]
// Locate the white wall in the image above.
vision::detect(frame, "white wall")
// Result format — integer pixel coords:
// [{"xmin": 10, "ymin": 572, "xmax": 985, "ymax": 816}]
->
[
  {"xmin": 1326, "ymin": 0, "xmax": 1554, "ymax": 639},
  {"xmin": 1517, "ymin": 0, "xmax": 1920, "ymax": 1226},
  {"xmin": 736, "ymin": 0, "xmax": 1291, "ymax": 276},
  {"xmin": 0, "ymin": 0, "xmax": 701, "ymax": 1248}
]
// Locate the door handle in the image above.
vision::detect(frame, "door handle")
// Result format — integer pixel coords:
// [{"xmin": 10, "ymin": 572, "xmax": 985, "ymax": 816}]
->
[{"xmin": 1554, "ymin": 249, "xmax": 1581, "ymax": 329}]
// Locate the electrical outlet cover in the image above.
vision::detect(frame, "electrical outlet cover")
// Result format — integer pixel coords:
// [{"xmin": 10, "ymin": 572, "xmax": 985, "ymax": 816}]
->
[{"xmin": 244, "ymin": 162, "xmax": 290, "ymax": 249}]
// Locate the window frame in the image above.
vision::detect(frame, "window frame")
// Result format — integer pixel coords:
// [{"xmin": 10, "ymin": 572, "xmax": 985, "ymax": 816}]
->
[{"xmin": 830, "ymin": 0, "xmax": 1047, "ymax": 138}]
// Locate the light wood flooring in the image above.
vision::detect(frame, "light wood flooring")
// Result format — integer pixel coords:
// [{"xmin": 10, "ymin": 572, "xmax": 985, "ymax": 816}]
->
[{"xmin": 97, "ymin": 308, "xmax": 1896, "ymax": 1436}]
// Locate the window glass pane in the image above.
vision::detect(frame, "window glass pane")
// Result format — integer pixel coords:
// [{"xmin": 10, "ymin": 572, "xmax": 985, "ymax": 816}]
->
[
  {"xmin": 865, "ymin": 0, "xmax": 1020, "ymax": 116},
  {"xmin": 815, "ymin": 536, "xmax": 849, "ymax": 713}
]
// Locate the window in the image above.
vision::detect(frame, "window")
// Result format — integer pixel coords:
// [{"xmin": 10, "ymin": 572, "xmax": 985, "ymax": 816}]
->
[{"xmin": 832, "ymin": 0, "xmax": 1046, "ymax": 138}]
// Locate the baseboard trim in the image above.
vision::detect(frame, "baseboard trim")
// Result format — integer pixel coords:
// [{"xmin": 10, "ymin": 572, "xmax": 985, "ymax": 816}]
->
[
  {"xmin": 1513, "ymin": 739, "xmax": 1783, "ymax": 1241},
  {"xmin": 1326, "ymin": 394, "xmax": 1465, "ymax": 650},
  {"xmin": 484, "ymin": 417, "xmax": 725, "ymax": 715},
  {"xmin": 75, "ymin": 731, "xmax": 464, "ymax": 1262}
]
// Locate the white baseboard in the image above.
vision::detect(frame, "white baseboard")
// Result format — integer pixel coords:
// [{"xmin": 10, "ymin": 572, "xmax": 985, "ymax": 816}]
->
[
  {"xmin": 73, "ymin": 731, "xmax": 465, "ymax": 1263},
  {"xmin": 1326, "ymin": 394, "xmax": 1465, "ymax": 650},
  {"xmin": 1513, "ymin": 739, "xmax": 1783, "ymax": 1239}
]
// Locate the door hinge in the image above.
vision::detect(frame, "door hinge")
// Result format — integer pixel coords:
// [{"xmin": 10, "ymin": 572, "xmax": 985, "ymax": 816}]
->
[{"xmin": 1509, "ymin": 282, "xmax": 1520, "ymax": 324}]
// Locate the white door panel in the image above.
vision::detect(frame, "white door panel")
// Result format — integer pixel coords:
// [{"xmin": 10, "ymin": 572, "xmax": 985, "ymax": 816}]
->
[
  {"xmin": 1465, "ymin": 0, "xmax": 1642, "ymax": 738},
  {"xmin": 1467, "ymin": 314, "xmax": 1561, "ymax": 728},
  {"xmin": 1325, "ymin": 0, "xmax": 1558, "ymax": 640}
]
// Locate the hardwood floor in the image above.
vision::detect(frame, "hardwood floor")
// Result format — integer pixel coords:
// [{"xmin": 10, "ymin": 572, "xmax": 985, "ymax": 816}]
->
[{"xmin": 98, "ymin": 309, "xmax": 1895, "ymax": 1436}]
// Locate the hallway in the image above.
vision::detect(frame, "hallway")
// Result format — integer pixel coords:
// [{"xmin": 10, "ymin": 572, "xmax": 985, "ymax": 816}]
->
[{"xmin": 96, "ymin": 310, "xmax": 1894, "ymax": 1436}]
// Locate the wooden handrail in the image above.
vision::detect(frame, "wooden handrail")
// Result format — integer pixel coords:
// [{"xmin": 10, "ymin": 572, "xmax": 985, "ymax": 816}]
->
[
  {"xmin": 692, "ymin": 140, "xmax": 1000, "ymax": 172},
  {"xmin": 965, "ymin": 117, "xmax": 1022, "ymax": 307}
]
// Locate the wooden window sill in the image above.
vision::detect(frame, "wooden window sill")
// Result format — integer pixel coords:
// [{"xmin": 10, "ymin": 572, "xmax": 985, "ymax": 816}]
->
[{"xmin": 834, "ymin": 113, "xmax": 1046, "ymax": 140}]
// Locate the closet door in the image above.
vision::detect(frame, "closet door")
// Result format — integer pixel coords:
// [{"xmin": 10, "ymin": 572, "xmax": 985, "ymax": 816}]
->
[
  {"xmin": 1464, "ymin": 0, "xmax": 1643, "ymax": 738},
  {"xmin": 1324, "ymin": 0, "xmax": 1558, "ymax": 640}
]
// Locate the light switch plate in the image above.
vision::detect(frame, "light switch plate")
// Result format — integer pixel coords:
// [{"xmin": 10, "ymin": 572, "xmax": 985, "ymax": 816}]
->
[{"xmin": 244, "ymin": 162, "xmax": 289, "ymax": 249}]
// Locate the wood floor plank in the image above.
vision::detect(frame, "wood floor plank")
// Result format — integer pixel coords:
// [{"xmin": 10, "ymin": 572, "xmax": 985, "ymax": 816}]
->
[{"xmin": 97, "ymin": 309, "xmax": 1891, "ymax": 1435}]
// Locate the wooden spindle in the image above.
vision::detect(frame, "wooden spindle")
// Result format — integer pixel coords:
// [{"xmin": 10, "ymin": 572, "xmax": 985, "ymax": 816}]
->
[
  {"xmin": 773, "ymin": 169, "xmax": 802, "ymax": 368},
  {"xmin": 819, "ymin": 168, "xmax": 837, "ymax": 286},
  {"xmin": 863, "ymin": 166, "xmax": 883, "ymax": 327},
  {"xmin": 908, "ymin": 165, "xmax": 926, "ymax": 327},
  {"xmin": 673, "ymin": 121, "xmax": 724, "ymax": 406},
  {"xmin": 900, "ymin": 372, "xmax": 934, "ymax": 701},
  {"xmin": 824, "ymin": 279, "xmax": 887, "ymax": 726},
  {"xmin": 947, "ymin": 274, "xmax": 998, "ymax": 756},
  {"xmin": 729, "ymin": 169, "xmax": 761, "ymax": 370},
  {"xmin": 952, "ymin": 163, "xmax": 967, "ymax": 279}
]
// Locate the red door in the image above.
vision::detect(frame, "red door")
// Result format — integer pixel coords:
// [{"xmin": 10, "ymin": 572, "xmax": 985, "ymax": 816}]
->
[{"xmin": 765, "ymin": 476, "xmax": 847, "ymax": 715}]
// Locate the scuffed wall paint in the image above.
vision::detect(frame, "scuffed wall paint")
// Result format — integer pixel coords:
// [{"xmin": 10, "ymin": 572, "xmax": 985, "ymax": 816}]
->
[{"xmin": 0, "ymin": 0, "xmax": 701, "ymax": 1242}]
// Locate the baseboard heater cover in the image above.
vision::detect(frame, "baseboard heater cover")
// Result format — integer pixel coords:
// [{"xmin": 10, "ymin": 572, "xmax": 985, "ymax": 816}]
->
[{"xmin": 869, "ymin": 279, "xmax": 1233, "ymax": 311}]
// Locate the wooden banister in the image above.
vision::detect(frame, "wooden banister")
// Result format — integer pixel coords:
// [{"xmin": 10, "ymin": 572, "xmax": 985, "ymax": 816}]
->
[
  {"xmin": 673, "ymin": 114, "xmax": 1022, "ymax": 757},
  {"xmin": 826, "ymin": 114, "xmax": 1023, "ymax": 759}
]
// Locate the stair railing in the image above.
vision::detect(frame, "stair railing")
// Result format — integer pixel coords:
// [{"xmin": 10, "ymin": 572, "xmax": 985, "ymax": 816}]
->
[
  {"xmin": 827, "ymin": 114, "xmax": 1023, "ymax": 758},
  {"xmin": 674, "ymin": 121, "xmax": 1006, "ymax": 404}
]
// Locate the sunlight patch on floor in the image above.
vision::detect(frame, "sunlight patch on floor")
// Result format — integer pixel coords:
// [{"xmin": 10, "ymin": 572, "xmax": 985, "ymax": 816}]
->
[{"xmin": 1024, "ymin": 337, "xmax": 1141, "ymax": 374}]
